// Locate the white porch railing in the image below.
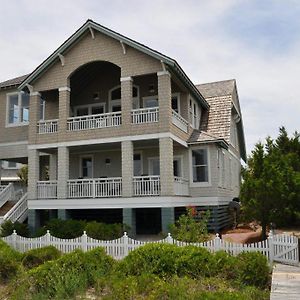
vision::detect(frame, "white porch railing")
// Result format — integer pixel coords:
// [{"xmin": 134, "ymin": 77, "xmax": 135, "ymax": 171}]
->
[
  {"xmin": 0, "ymin": 183, "xmax": 14, "ymax": 208},
  {"xmin": 172, "ymin": 110, "xmax": 188, "ymax": 133},
  {"xmin": 68, "ymin": 177, "xmax": 122, "ymax": 198},
  {"xmin": 37, "ymin": 119, "xmax": 58, "ymax": 134},
  {"xmin": 131, "ymin": 107, "xmax": 159, "ymax": 124},
  {"xmin": 67, "ymin": 112, "xmax": 121, "ymax": 131},
  {"xmin": 0, "ymin": 193, "xmax": 28, "ymax": 225},
  {"xmin": 133, "ymin": 176, "xmax": 160, "ymax": 196},
  {"xmin": 174, "ymin": 177, "xmax": 189, "ymax": 196},
  {"xmin": 37, "ymin": 181, "xmax": 58, "ymax": 199}
]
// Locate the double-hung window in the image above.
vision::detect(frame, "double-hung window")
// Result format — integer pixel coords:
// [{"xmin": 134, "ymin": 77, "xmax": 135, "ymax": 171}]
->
[
  {"xmin": 7, "ymin": 92, "xmax": 30, "ymax": 126},
  {"xmin": 191, "ymin": 148, "xmax": 209, "ymax": 184}
]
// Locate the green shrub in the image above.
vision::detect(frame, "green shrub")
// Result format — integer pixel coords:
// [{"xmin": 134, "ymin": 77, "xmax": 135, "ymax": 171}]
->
[
  {"xmin": 36, "ymin": 219, "xmax": 86, "ymax": 238},
  {"xmin": 27, "ymin": 247, "xmax": 114, "ymax": 299},
  {"xmin": 0, "ymin": 220, "xmax": 29, "ymax": 237},
  {"xmin": 213, "ymin": 250, "xmax": 239, "ymax": 279},
  {"xmin": 0, "ymin": 240, "xmax": 22, "ymax": 283},
  {"xmin": 85, "ymin": 221, "xmax": 125, "ymax": 240},
  {"xmin": 21, "ymin": 246, "xmax": 61, "ymax": 269},
  {"xmin": 236, "ymin": 252, "xmax": 270, "ymax": 288},
  {"xmin": 169, "ymin": 207, "xmax": 210, "ymax": 242}
]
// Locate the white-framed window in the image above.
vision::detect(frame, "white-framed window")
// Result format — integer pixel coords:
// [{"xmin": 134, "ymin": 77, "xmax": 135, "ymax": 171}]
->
[
  {"xmin": 189, "ymin": 97, "xmax": 201, "ymax": 129},
  {"xmin": 133, "ymin": 152, "xmax": 143, "ymax": 176},
  {"xmin": 1, "ymin": 160, "xmax": 19, "ymax": 169},
  {"xmin": 40, "ymin": 99, "xmax": 45, "ymax": 120},
  {"xmin": 142, "ymin": 93, "xmax": 180, "ymax": 112},
  {"xmin": 80, "ymin": 156, "xmax": 93, "ymax": 178},
  {"xmin": 74, "ymin": 103, "xmax": 106, "ymax": 117},
  {"xmin": 6, "ymin": 92, "xmax": 30, "ymax": 126},
  {"xmin": 148, "ymin": 156, "xmax": 182, "ymax": 177},
  {"xmin": 109, "ymin": 85, "xmax": 140, "ymax": 111},
  {"xmin": 189, "ymin": 147, "xmax": 210, "ymax": 186}
]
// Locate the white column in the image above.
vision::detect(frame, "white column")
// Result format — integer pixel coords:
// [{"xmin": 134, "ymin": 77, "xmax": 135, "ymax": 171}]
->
[
  {"xmin": 28, "ymin": 149, "xmax": 40, "ymax": 200},
  {"xmin": 57, "ymin": 146, "xmax": 69, "ymax": 199},
  {"xmin": 122, "ymin": 140, "xmax": 133, "ymax": 197}
]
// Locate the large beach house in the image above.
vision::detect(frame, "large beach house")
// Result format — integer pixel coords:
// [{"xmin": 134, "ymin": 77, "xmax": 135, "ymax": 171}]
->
[{"xmin": 0, "ymin": 20, "xmax": 246, "ymax": 235}]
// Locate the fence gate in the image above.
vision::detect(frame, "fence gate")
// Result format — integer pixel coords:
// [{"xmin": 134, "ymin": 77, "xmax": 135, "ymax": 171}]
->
[{"xmin": 272, "ymin": 234, "xmax": 299, "ymax": 265}]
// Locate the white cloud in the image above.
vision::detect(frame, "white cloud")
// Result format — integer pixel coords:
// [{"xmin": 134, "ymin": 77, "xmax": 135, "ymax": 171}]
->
[{"xmin": 0, "ymin": 0, "xmax": 299, "ymax": 154}]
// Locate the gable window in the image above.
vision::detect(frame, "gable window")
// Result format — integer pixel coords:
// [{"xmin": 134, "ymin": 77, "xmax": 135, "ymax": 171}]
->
[
  {"xmin": 7, "ymin": 92, "xmax": 30, "ymax": 126},
  {"xmin": 191, "ymin": 148, "xmax": 209, "ymax": 183}
]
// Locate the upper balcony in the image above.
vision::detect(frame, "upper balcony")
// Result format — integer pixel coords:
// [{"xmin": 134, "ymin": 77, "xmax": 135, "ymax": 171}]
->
[{"xmin": 30, "ymin": 61, "xmax": 191, "ymax": 145}]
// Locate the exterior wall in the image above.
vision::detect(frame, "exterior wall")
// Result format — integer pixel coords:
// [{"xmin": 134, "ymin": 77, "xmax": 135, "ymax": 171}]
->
[{"xmin": 32, "ymin": 31, "xmax": 162, "ymax": 92}]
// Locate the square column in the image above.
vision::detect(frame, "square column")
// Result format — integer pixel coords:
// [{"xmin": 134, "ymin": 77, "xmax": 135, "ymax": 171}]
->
[
  {"xmin": 28, "ymin": 209, "xmax": 41, "ymax": 234},
  {"xmin": 121, "ymin": 76, "xmax": 133, "ymax": 127},
  {"xmin": 158, "ymin": 71, "xmax": 172, "ymax": 131},
  {"xmin": 121, "ymin": 140, "xmax": 133, "ymax": 197},
  {"xmin": 28, "ymin": 149, "xmax": 40, "ymax": 200},
  {"xmin": 57, "ymin": 146, "xmax": 69, "ymax": 199},
  {"xmin": 28, "ymin": 92, "xmax": 41, "ymax": 143},
  {"xmin": 159, "ymin": 137, "xmax": 174, "ymax": 196},
  {"xmin": 49, "ymin": 153, "xmax": 57, "ymax": 180},
  {"xmin": 161, "ymin": 207, "xmax": 175, "ymax": 233},
  {"xmin": 123, "ymin": 208, "xmax": 136, "ymax": 237},
  {"xmin": 57, "ymin": 209, "xmax": 69, "ymax": 220},
  {"xmin": 58, "ymin": 87, "xmax": 71, "ymax": 137}
]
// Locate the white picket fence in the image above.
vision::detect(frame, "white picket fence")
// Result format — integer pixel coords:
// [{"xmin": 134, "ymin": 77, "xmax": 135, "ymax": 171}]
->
[{"xmin": 1, "ymin": 231, "xmax": 298, "ymax": 265}]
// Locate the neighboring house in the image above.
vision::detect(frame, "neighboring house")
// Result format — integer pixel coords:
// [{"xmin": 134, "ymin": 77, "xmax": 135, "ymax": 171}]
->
[
  {"xmin": 0, "ymin": 161, "xmax": 22, "ymax": 184},
  {"xmin": 0, "ymin": 20, "xmax": 246, "ymax": 234}
]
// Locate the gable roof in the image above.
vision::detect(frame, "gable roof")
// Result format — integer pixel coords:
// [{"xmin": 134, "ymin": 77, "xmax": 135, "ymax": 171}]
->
[
  {"xmin": 18, "ymin": 19, "xmax": 209, "ymax": 109},
  {"xmin": 196, "ymin": 79, "xmax": 247, "ymax": 161},
  {"xmin": 0, "ymin": 74, "xmax": 29, "ymax": 90}
]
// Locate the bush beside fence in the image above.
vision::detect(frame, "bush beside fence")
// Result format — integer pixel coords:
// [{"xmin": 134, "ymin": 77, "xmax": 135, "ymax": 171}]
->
[{"xmin": 1, "ymin": 230, "xmax": 298, "ymax": 265}]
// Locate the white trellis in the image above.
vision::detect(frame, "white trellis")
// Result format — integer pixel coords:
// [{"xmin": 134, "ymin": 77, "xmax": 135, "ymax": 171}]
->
[{"xmin": 1, "ymin": 231, "xmax": 298, "ymax": 265}]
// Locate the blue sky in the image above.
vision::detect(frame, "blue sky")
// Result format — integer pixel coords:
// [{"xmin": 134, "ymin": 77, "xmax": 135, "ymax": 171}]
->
[{"xmin": 0, "ymin": 0, "xmax": 299, "ymax": 155}]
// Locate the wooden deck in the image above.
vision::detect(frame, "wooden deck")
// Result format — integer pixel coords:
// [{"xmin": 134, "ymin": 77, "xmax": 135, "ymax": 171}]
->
[{"xmin": 271, "ymin": 263, "xmax": 300, "ymax": 300}]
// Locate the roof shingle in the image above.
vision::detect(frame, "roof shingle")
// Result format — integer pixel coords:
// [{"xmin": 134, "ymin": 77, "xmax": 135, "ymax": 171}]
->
[{"xmin": 0, "ymin": 74, "xmax": 29, "ymax": 89}]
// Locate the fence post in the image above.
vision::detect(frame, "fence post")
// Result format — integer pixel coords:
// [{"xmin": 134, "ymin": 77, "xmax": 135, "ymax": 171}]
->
[
  {"xmin": 166, "ymin": 233, "xmax": 173, "ymax": 244},
  {"xmin": 268, "ymin": 231, "xmax": 274, "ymax": 263},
  {"xmin": 12, "ymin": 230, "xmax": 17, "ymax": 250},
  {"xmin": 81, "ymin": 231, "xmax": 88, "ymax": 252},
  {"xmin": 46, "ymin": 230, "xmax": 51, "ymax": 246},
  {"xmin": 123, "ymin": 232, "xmax": 129, "ymax": 257},
  {"xmin": 214, "ymin": 233, "xmax": 221, "ymax": 253}
]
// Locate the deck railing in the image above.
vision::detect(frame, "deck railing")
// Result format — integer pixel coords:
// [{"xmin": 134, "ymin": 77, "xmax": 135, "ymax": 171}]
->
[
  {"xmin": 172, "ymin": 110, "xmax": 188, "ymax": 133},
  {"xmin": 67, "ymin": 112, "xmax": 121, "ymax": 131},
  {"xmin": 37, "ymin": 119, "xmax": 58, "ymax": 134},
  {"xmin": 37, "ymin": 181, "xmax": 58, "ymax": 199},
  {"xmin": 174, "ymin": 177, "xmax": 189, "ymax": 195},
  {"xmin": 131, "ymin": 107, "xmax": 159, "ymax": 124},
  {"xmin": 133, "ymin": 176, "xmax": 160, "ymax": 196},
  {"xmin": 68, "ymin": 177, "xmax": 122, "ymax": 198}
]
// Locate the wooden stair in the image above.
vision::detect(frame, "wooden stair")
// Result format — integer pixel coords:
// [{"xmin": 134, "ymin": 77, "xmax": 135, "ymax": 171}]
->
[{"xmin": 0, "ymin": 201, "xmax": 15, "ymax": 217}]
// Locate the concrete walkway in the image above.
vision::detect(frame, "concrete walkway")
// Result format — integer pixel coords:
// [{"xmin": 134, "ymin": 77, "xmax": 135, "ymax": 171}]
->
[{"xmin": 271, "ymin": 264, "xmax": 300, "ymax": 300}]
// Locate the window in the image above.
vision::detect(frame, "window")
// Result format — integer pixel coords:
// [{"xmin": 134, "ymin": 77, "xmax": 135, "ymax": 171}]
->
[
  {"xmin": 8, "ymin": 161, "xmax": 17, "ymax": 168},
  {"xmin": 192, "ymin": 149, "xmax": 209, "ymax": 183},
  {"xmin": 7, "ymin": 92, "xmax": 31, "ymax": 125},
  {"xmin": 172, "ymin": 95, "xmax": 180, "ymax": 113},
  {"xmin": 40, "ymin": 99, "xmax": 45, "ymax": 120},
  {"xmin": 189, "ymin": 98, "xmax": 201, "ymax": 129},
  {"xmin": 173, "ymin": 157, "xmax": 182, "ymax": 177},
  {"xmin": 80, "ymin": 157, "xmax": 93, "ymax": 178},
  {"xmin": 144, "ymin": 97, "xmax": 158, "ymax": 108},
  {"xmin": 109, "ymin": 85, "xmax": 140, "ymax": 111},
  {"xmin": 134, "ymin": 153, "xmax": 142, "ymax": 176},
  {"xmin": 74, "ymin": 103, "xmax": 105, "ymax": 116}
]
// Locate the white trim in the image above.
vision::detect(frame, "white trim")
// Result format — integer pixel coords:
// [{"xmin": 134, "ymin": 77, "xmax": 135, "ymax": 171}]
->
[
  {"xmin": 58, "ymin": 54, "xmax": 65, "ymax": 66},
  {"xmin": 120, "ymin": 76, "xmax": 132, "ymax": 82},
  {"xmin": 28, "ymin": 132, "xmax": 187, "ymax": 150},
  {"xmin": 157, "ymin": 70, "xmax": 170, "ymax": 77},
  {"xmin": 30, "ymin": 91, "xmax": 41, "ymax": 96},
  {"xmin": 88, "ymin": 26, "xmax": 95, "ymax": 39},
  {"xmin": 79, "ymin": 155, "xmax": 94, "ymax": 178},
  {"xmin": 58, "ymin": 87, "xmax": 71, "ymax": 92},
  {"xmin": 189, "ymin": 145, "xmax": 211, "ymax": 187},
  {"xmin": 28, "ymin": 196, "xmax": 232, "ymax": 209},
  {"xmin": 0, "ymin": 141, "xmax": 28, "ymax": 147},
  {"xmin": 120, "ymin": 41, "xmax": 126, "ymax": 55}
]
